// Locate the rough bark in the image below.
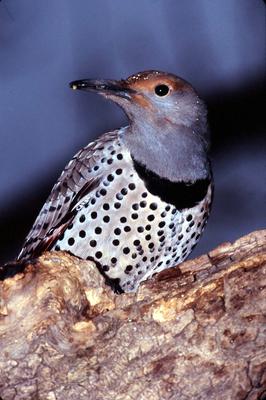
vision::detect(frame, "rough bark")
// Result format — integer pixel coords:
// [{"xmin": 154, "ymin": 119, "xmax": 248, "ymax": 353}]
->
[{"xmin": 0, "ymin": 230, "xmax": 265, "ymax": 400}]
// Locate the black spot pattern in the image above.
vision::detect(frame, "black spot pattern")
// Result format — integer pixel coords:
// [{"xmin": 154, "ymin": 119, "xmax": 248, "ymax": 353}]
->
[{"xmin": 52, "ymin": 134, "xmax": 212, "ymax": 293}]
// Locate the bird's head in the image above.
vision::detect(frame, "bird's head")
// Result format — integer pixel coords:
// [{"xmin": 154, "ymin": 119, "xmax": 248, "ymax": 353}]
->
[
  {"xmin": 70, "ymin": 70, "xmax": 207, "ymax": 136},
  {"xmin": 70, "ymin": 70, "xmax": 210, "ymax": 181}
]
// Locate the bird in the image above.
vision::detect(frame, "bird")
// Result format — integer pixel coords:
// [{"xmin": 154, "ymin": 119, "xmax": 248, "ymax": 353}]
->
[{"xmin": 17, "ymin": 70, "xmax": 213, "ymax": 293}]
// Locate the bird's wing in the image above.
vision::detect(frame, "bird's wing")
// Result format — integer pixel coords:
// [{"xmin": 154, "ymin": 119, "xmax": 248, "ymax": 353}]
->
[{"xmin": 17, "ymin": 130, "xmax": 119, "ymax": 260}]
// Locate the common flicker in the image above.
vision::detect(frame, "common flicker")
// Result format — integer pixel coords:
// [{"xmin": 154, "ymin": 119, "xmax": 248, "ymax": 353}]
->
[{"xmin": 18, "ymin": 70, "xmax": 213, "ymax": 293}]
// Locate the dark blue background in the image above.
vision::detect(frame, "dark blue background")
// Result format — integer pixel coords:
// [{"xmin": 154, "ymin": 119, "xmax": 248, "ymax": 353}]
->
[{"xmin": 0, "ymin": 0, "xmax": 265, "ymax": 264}]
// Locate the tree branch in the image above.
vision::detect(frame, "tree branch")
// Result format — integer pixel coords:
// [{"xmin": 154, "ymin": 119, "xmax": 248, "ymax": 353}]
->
[{"xmin": 0, "ymin": 230, "xmax": 265, "ymax": 400}]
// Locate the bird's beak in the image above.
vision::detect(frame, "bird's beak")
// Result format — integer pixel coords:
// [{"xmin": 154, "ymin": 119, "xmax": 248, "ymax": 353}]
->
[{"xmin": 69, "ymin": 79, "xmax": 135, "ymax": 100}]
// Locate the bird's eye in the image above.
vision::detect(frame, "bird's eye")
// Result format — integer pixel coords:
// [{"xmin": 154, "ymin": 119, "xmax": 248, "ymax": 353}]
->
[{"xmin": 154, "ymin": 84, "xmax": 169, "ymax": 97}]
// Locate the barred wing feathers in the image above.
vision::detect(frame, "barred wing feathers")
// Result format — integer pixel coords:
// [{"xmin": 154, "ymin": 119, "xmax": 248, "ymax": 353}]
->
[{"xmin": 17, "ymin": 130, "xmax": 118, "ymax": 260}]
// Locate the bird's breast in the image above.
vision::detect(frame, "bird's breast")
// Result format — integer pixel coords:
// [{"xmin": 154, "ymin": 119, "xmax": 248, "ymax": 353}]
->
[{"xmin": 132, "ymin": 157, "xmax": 212, "ymax": 210}]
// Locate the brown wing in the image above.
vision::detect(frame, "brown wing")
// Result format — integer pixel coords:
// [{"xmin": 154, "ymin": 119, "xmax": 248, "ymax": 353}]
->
[{"xmin": 17, "ymin": 130, "xmax": 119, "ymax": 261}]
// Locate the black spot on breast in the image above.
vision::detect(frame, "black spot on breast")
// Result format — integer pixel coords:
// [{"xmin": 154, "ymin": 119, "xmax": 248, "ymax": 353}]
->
[
  {"xmin": 133, "ymin": 158, "xmax": 211, "ymax": 210},
  {"xmin": 95, "ymin": 251, "xmax": 102, "ymax": 259},
  {"xmin": 123, "ymin": 247, "xmax": 130, "ymax": 255},
  {"xmin": 100, "ymin": 188, "xmax": 107, "ymax": 196},
  {"xmin": 68, "ymin": 237, "xmax": 75, "ymax": 246},
  {"xmin": 79, "ymin": 215, "xmax": 85, "ymax": 223},
  {"xmin": 125, "ymin": 265, "xmax": 133, "ymax": 273}
]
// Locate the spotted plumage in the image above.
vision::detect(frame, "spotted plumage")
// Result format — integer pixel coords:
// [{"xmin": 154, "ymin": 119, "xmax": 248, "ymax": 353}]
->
[{"xmin": 18, "ymin": 70, "xmax": 213, "ymax": 293}]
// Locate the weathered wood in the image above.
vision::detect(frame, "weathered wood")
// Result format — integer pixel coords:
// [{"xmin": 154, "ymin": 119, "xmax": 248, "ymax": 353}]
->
[{"xmin": 0, "ymin": 230, "xmax": 265, "ymax": 400}]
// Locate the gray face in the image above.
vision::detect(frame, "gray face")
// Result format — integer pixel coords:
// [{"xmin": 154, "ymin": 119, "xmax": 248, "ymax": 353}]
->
[
  {"xmin": 124, "ymin": 73, "xmax": 207, "ymax": 133},
  {"xmin": 70, "ymin": 70, "xmax": 210, "ymax": 182}
]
